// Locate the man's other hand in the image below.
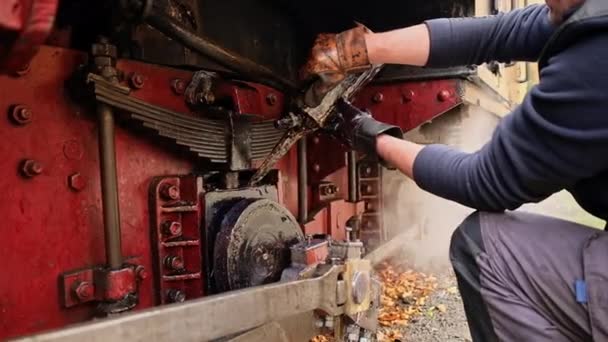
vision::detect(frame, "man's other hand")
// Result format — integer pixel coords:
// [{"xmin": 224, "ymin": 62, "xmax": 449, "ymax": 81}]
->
[{"xmin": 332, "ymin": 99, "xmax": 403, "ymax": 156}]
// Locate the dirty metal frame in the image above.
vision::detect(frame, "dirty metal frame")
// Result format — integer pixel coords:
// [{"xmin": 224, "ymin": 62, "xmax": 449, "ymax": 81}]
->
[
  {"xmin": 249, "ymin": 63, "xmax": 385, "ymax": 185},
  {"xmin": 15, "ymin": 265, "xmax": 349, "ymax": 342}
]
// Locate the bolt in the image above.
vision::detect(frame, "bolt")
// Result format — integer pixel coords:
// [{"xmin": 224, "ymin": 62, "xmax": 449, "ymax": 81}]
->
[
  {"xmin": 364, "ymin": 167, "xmax": 373, "ymax": 176},
  {"xmin": 162, "ymin": 221, "xmax": 182, "ymax": 237},
  {"xmin": 160, "ymin": 183, "xmax": 180, "ymax": 201},
  {"xmin": 372, "ymin": 92, "xmax": 384, "ymax": 103},
  {"xmin": 312, "ymin": 136, "xmax": 320, "ymax": 144},
  {"xmin": 266, "ymin": 93, "xmax": 277, "ymax": 106},
  {"xmin": 362, "ymin": 184, "xmax": 373, "ymax": 194},
  {"xmin": 402, "ymin": 89, "xmax": 415, "ymax": 103},
  {"xmin": 10, "ymin": 105, "xmax": 33, "ymax": 125},
  {"xmin": 20, "ymin": 159, "xmax": 43, "ymax": 178},
  {"xmin": 167, "ymin": 289, "xmax": 186, "ymax": 303},
  {"xmin": 171, "ymin": 79, "xmax": 186, "ymax": 95},
  {"xmin": 73, "ymin": 281, "xmax": 94, "ymax": 301},
  {"xmin": 313, "ymin": 164, "xmax": 320, "ymax": 173},
  {"xmin": 164, "ymin": 255, "xmax": 185, "ymax": 271},
  {"xmin": 438, "ymin": 90, "xmax": 451, "ymax": 102},
  {"xmin": 366, "ymin": 202, "xmax": 375, "ymax": 211},
  {"xmin": 129, "ymin": 73, "xmax": 144, "ymax": 89},
  {"xmin": 135, "ymin": 265, "xmax": 148, "ymax": 280},
  {"xmin": 262, "ymin": 253, "xmax": 270, "ymax": 261},
  {"xmin": 352, "ymin": 272, "xmax": 370, "ymax": 304},
  {"xmin": 68, "ymin": 173, "xmax": 87, "ymax": 192}
]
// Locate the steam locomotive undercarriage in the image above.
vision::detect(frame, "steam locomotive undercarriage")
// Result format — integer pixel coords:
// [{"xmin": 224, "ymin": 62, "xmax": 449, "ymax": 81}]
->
[{"xmin": 0, "ymin": 0, "xmax": 474, "ymax": 340}]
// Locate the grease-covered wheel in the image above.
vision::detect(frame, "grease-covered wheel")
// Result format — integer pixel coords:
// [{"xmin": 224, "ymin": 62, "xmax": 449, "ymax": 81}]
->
[{"xmin": 213, "ymin": 198, "xmax": 303, "ymax": 292}]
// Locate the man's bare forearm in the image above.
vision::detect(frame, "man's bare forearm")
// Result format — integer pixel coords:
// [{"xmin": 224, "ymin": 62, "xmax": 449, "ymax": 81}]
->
[
  {"xmin": 365, "ymin": 24, "xmax": 430, "ymax": 66},
  {"xmin": 376, "ymin": 135, "xmax": 424, "ymax": 179}
]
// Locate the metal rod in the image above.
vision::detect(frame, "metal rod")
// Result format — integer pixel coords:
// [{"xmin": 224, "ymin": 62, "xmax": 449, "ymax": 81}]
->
[
  {"xmin": 298, "ymin": 139, "xmax": 308, "ymax": 224},
  {"xmin": 347, "ymin": 151, "xmax": 358, "ymax": 202},
  {"xmin": 145, "ymin": 12, "xmax": 297, "ymax": 92},
  {"xmin": 98, "ymin": 103, "xmax": 123, "ymax": 269}
]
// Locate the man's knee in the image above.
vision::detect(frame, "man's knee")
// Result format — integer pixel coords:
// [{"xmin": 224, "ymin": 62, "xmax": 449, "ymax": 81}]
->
[{"xmin": 450, "ymin": 212, "xmax": 484, "ymax": 268}]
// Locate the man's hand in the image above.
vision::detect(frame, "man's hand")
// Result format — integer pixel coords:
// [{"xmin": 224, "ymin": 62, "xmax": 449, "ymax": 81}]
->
[
  {"xmin": 331, "ymin": 99, "xmax": 403, "ymax": 156},
  {"xmin": 300, "ymin": 26, "xmax": 372, "ymax": 107}
]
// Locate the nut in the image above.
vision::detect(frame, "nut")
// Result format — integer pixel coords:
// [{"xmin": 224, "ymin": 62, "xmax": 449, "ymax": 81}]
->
[
  {"xmin": 68, "ymin": 173, "xmax": 86, "ymax": 192},
  {"xmin": 167, "ymin": 289, "xmax": 186, "ymax": 303},
  {"xmin": 164, "ymin": 255, "xmax": 185, "ymax": 271},
  {"xmin": 372, "ymin": 92, "xmax": 384, "ymax": 103},
  {"xmin": 10, "ymin": 105, "xmax": 33, "ymax": 125},
  {"xmin": 162, "ymin": 221, "xmax": 182, "ymax": 237},
  {"xmin": 160, "ymin": 183, "xmax": 180, "ymax": 201},
  {"xmin": 20, "ymin": 159, "xmax": 43, "ymax": 178},
  {"xmin": 171, "ymin": 79, "xmax": 186, "ymax": 95},
  {"xmin": 73, "ymin": 281, "xmax": 94, "ymax": 301},
  {"xmin": 129, "ymin": 73, "xmax": 144, "ymax": 89},
  {"xmin": 313, "ymin": 164, "xmax": 321, "ymax": 173}
]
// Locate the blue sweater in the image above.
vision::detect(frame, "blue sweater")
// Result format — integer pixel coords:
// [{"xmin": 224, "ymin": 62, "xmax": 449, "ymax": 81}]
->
[{"xmin": 413, "ymin": 4, "xmax": 608, "ymax": 219}]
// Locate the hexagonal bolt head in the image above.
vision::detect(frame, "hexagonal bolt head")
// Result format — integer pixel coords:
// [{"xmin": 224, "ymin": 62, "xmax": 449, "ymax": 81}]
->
[
  {"xmin": 129, "ymin": 73, "xmax": 144, "ymax": 89},
  {"xmin": 162, "ymin": 221, "xmax": 182, "ymax": 237},
  {"xmin": 10, "ymin": 105, "xmax": 33, "ymax": 125},
  {"xmin": 73, "ymin": 281, "xmax": 94, "ymax": 301},
  {"xmin": 164, "ymin": 255, "xmax": 185, "ymax": 271},
  {"xmin": 167, "ymin": 289, "xmax": 186, "ymax": 303},
  {"xmin": 20, "ymin": 159, "xmax": 43, "ymax": 178},
  {"xmin": 68, "ymin": 173, "xmax": 87, "ymax": 192},
  {"xmin": 160, "ymin": 183, "xmax": 180, "ymax": 201}
]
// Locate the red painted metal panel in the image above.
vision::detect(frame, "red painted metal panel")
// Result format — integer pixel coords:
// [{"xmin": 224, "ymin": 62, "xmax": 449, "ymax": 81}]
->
[
  {"xmin": 0, "ymin": 44, "xmax": 463, "ymax": 339},
  {"xmin": 0, "ymin": 47, "xmax": 194, "ymax": 339}
]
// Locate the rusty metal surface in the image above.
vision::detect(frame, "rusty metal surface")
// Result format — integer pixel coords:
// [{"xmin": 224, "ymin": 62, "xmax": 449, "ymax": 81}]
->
[
  {"xmin": 213, "ymin": 198, "xmax": 303, "ymax": 292},
  {"xmin": 13, "ymin": 266, "xmax": 346, "ymax": 342}
]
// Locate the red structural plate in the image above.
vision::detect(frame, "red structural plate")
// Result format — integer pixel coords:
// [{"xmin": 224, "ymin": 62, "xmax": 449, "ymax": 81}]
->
[
  {"xmin": 0, "ymin": 46, "xmax": 195, "ymax": 339},
  {"xmin": 354, "ymin": 79, "xmax": 463, "ymax": 131},
  {"xmin": 214, "ymin": 80, "xmax": 285, "ymax": 121},
  {"xmin": 0, "ymin": 0, "xmax": 59, "ymax": 72}
]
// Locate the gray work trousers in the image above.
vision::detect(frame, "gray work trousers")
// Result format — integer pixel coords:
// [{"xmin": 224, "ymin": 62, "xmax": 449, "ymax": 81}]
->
[{"xmin": 450, "ymin": 211, "xmax": 608, "ymax": 342}]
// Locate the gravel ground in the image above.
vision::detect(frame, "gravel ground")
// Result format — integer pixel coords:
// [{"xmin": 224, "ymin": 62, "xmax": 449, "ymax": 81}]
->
[{"xmin": 402, "ymin": 271, "xmax": 471, "ymax": 342}]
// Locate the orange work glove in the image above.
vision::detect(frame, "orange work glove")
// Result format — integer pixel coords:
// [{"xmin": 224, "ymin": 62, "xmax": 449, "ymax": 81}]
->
[{"xmin": 300, "ymin": 25, "xmax": 372, "ymax": 107}]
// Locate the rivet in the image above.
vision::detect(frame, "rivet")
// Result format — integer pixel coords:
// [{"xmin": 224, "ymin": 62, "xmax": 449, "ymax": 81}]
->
[
  {"xmin": 372, "ymin": 92, "xmax": 384, "ymax": 103},
  {"xmin": 437, "ymin": 90, "xmax": 451, "ymax": 102}
]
